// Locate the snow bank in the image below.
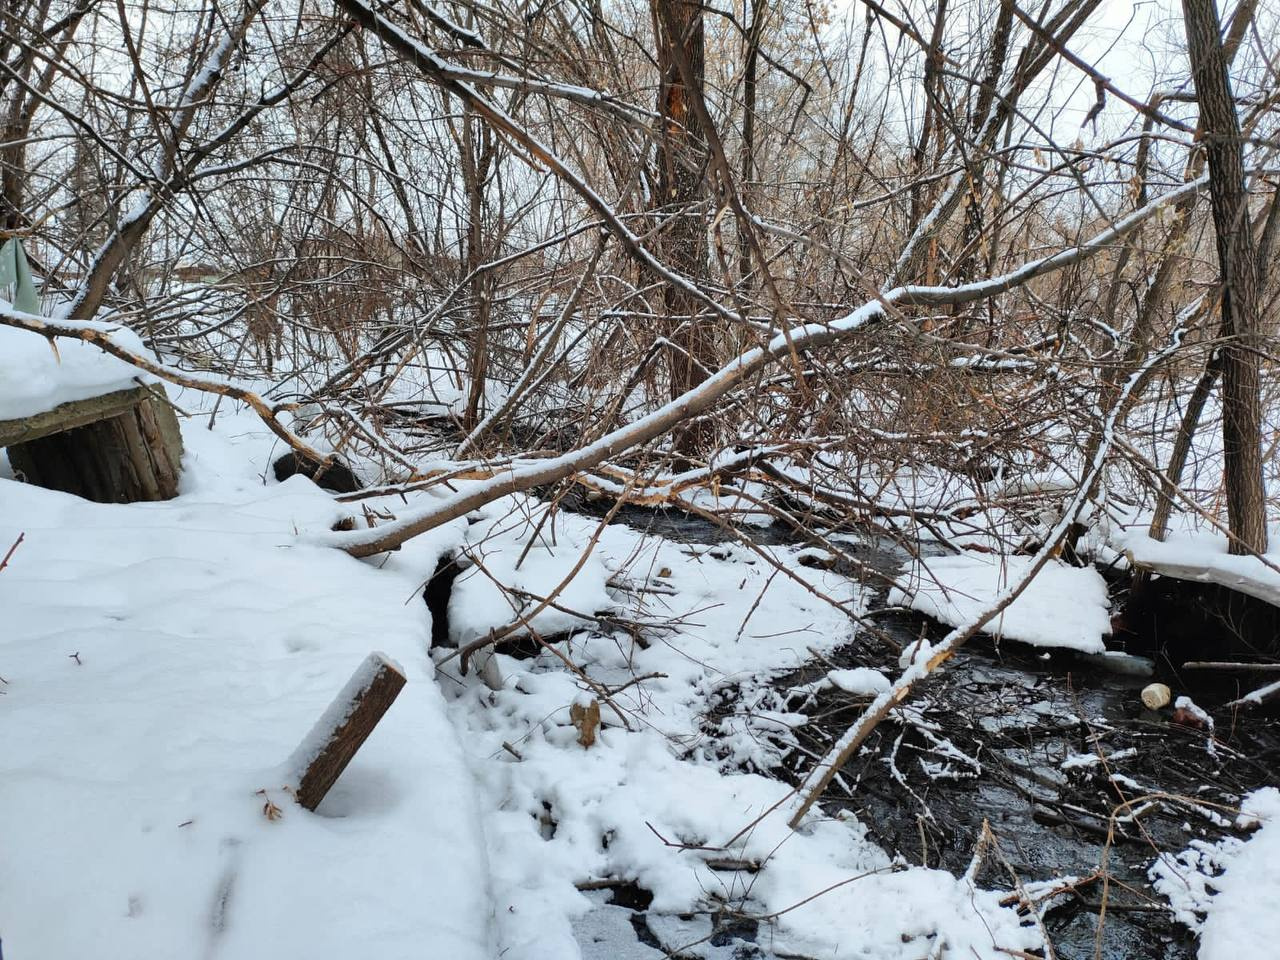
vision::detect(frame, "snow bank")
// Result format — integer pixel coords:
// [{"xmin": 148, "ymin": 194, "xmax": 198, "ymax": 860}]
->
[
  {"xmin": 1199, "ymin": 788, "xmax": 1280, "ymax": 959},
  {"xmin": 0, "ymin": 409, "xmax": 491, "ymax": 959},
  {"xmin": 888, "ymin": 554, "xmax": 1110, "ymax": 653},
  {"xmin": 1118, "ymin": 528, "xmax": 1280, "ymax": 608},
  {"xmin": 1150, "ymin": 788, "xmax": 1280, "ymax": 958},
  {"xmin": 0, "ymin": 317, "xmax": 156, "ymax": 420}
]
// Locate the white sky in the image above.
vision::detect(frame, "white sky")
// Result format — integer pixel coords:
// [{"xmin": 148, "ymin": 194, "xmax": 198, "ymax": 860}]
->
[{"xmin": 831, "ymin": 0, "xmax": 1195, "ymax": 141}]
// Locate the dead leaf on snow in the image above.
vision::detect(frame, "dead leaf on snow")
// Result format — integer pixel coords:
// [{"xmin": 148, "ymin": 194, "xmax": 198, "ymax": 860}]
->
[{"xmin": 570, "ymin": 699, "xmax": 600, "ymax": 748}]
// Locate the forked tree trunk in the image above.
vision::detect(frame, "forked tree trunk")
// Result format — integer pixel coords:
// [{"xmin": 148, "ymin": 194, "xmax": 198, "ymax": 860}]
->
[{"xmin": 1182, "ymin": 0, "xmax": 1267, "ymax": 555}]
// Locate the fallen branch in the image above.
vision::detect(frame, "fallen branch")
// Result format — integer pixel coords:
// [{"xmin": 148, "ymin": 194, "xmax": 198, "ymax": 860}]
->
[
  {"xmin": 1183, "ymin": 660, "xmax": 1280, "ymax": 672},
  {"xmin": 1227, "ymin": 678, "xmax": 1280, "ymax": 708},
  {"xmin": 0, "ymin": 532, "xmax": 23, "ymax": 574},
  {"xmin": 327, "ymin": 178, "xmax": 1208, "ymax": 559},
  {"xmin": 0, "ymin": 308, "xmax": 326, "ymax": 464}
]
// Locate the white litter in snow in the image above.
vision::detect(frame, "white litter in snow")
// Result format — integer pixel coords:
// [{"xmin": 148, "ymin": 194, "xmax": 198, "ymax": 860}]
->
[
  {"xmin": 888, "ymin": 554, "xmax": 1110, "ymax": 653},
  {"xmin": 0, "ymin": 311, "xmax": 157, "ymax": 420}
]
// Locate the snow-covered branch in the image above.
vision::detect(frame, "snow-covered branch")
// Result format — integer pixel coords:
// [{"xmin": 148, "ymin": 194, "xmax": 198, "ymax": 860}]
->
[
  {"xmin": 327, "ymin": 178, "xmax": 1209, "ymax": 558},
  {"xmin": 0, "ymin": 306, "xmax": 325, "ymax": 462}
]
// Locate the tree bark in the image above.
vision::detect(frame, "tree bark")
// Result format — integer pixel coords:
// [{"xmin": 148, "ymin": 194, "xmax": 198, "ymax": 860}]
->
[
  {"xmin": 3, "ymin": 386, "xmax": 183, "ymax": 503},
  {"xmin": 460, "ymin": 102, "xmax": 494, "ymax": 433},
  {"xmin": 1182, "ymin": 0, "xmax": 1267, "ymax": 554},
  {"xmin": 653, "ymin": 0, "xmax": 712, "ymax": 454},
  {"xmin": 738, "ymin": 0, "xmax": 763, "ymax": 289}
]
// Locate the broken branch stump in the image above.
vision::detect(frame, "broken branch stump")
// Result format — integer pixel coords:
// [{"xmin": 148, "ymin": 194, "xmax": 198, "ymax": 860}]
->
[{"xmin": 288, "ymin": 652, "xmax": 406, "ymax": 811}]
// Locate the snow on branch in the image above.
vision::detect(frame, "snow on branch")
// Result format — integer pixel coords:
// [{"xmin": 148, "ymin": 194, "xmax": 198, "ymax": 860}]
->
[
  {"xmin": 324, "ymin": 177, "xmax": 1211, "ymax": 559},
  {"xmin": 0, "ymin": 306, "xmax": 326, "ymax": 463}
]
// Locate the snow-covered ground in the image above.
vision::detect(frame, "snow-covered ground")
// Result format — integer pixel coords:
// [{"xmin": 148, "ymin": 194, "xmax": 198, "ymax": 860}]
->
[
  {"xmin": 1, "ymin": 390, "xmax": 1049, "ymax": 959},
  {"xmin": 1150, "ymin": 788, "xmax": 1280, "ymax": 960},
  {"xmin": 0, "ymin": 408, "xmax": 492, "ymax": 959},
  {"xmin": 434, "ymin": 505, "xmax": 1040, "ymax": 959},
  {"xmin": 888, "ymin": 554, "xmax": 1112, "ymax": 653}
]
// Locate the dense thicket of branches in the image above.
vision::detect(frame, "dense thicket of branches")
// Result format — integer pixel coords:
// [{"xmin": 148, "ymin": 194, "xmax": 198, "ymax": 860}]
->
[{"xmin": 2, "ymin": 0, "xmax": 1279, "ymax": 556}]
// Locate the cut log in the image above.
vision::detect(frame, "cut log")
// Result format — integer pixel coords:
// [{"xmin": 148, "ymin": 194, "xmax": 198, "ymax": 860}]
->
[
  {"xmin": 1, "ymin": 384, "xmax": 183, "ymax": 502},
  {"xmin": 1183, "ymin": 661, "xmax": 1280, "ymax": 673},
  {"xmin": 288, "ymin": 652, "xmax": 407, "ymax": 812}
]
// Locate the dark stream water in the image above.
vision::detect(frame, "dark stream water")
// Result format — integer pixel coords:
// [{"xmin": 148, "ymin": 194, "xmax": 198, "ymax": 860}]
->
[{"xmin": 576, "ymin": 504, "xmax": 1280, "ymax": 960}]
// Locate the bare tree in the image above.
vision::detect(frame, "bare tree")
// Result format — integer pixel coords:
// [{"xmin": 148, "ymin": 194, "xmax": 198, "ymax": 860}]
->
[
  {"xmin": 1182, "ymin": 0, "xmax": 1267, "ymax": 554},
  {"xmin": 652, "ymin": 0, "xmax": 712, "ymax": 455}
]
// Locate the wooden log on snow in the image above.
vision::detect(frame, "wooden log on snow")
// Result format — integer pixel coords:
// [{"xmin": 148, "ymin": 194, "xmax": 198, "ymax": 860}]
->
[{"xmin": 289, "ymin": 652, "xmax": 407, "ymax": 812}]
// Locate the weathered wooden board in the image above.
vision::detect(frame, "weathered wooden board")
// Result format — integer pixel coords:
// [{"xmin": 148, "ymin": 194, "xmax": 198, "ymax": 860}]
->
[
  {"xmin": 0, "ymin": 386, "xmax": 151, "ymax": 446},
  {"xmin": 289, "ymin": 653, "xmax": 407, "ymax": 812},
  {"xmin": 2, "ymin": 384, "xmax": 184, "ymax": 502}
]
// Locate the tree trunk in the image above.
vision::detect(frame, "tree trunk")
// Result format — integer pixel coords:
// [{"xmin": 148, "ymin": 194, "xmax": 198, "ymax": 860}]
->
[
  {"xmin": 1182, "ymin": 0, "xmax": 1267, "ymax": 554},
  {"xmin": 460, "ymin": 104, "xmax": 494, "ymax": 433},
  {"xmin": 738, "ymin": 0, "xmax": 763, "ymax": 289},
  {"xmin": 654, "ymin": 0, "xmax": 711, "ymax": 454},
  {"xmin": 2, "ymin": 386, "xmax": 184, "ymax": 503}
]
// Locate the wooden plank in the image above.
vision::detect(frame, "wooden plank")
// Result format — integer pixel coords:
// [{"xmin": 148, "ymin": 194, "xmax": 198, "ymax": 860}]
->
[
  {"xmin": 3, "ymin": 385, "xmax": 183, "ymax": 502},
  {"xmin": 0, "ymin": 386, "xmax": 153, "ymax": 446},
  {"xmin": 288, "ymin": 653, "xmax": 407, "ymax": 812},
  {"xmin": 134, "ymin": 392, "xmax": 182, "ymax": 495}
]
